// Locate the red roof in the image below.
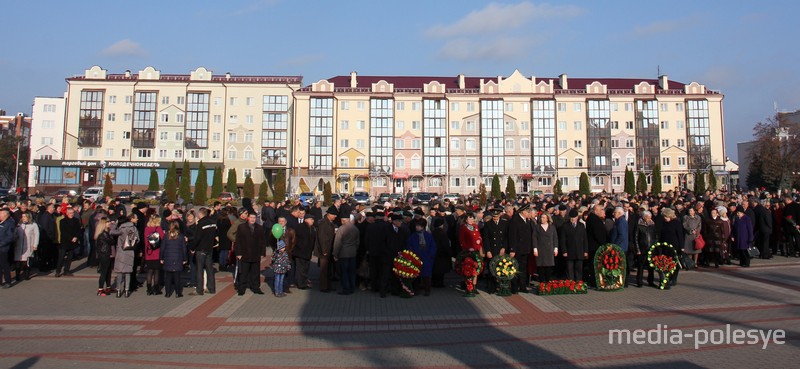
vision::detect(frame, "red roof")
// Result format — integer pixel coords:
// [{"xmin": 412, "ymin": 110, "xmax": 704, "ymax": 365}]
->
[{"xmin": 67, "ymin": 74, "xmax": 302, "ymax": 85}]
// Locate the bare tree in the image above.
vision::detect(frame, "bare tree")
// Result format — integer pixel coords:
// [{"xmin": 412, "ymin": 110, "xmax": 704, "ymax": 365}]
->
[{"xmin": 748, "ymin": 114, "xmax": 800, "ymax": 191}]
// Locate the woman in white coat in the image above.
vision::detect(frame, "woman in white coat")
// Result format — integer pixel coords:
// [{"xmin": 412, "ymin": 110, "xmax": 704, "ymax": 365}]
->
[{"xmin": 15, "ymin": 212, "xmax": 39, "ymax": 282}]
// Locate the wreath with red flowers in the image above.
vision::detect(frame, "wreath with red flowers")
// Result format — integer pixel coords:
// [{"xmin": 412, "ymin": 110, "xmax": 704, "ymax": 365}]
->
[
  {"xmin": 537, "ymin": 279, "xmax": 588, "ymax": 295},
  {"xmin": 456, "ymin": 250, "xmax": 484, "ymax": 296},
  {"xmin": 647, "ymin": 242, "xmax": 679, "ymax": 290},
  {"xmin": 393, "ymin": 250, "xmax": 422, "ymax": 279},
  {"xmin": 594, "ymin": 243, "xmax": 626, "ymax": 291}
]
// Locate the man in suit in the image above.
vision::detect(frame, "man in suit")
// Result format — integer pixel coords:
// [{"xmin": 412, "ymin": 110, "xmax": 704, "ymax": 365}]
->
[
  {"xmin": 366, "ymin": 208, "xmax": 389, "ymax": 293},
  {"xmin": 751, "ymin": 198, "xmax": 773, "ymax": 259},
  {"xmin": 585, "ymin": 204, "xmax": 608, "ymax": 286},
  {"xmin": 481, "ymin": 207, "xmax": 508, "ymax": 294},
  {"xmin": 293, "ymin": 214, "xmax": 316, "ymax": 289},
  {"xmin": 36, "ymin": 203, "xmax": 58, "ymax": 272},
  {"xmin": 381, "ymin": 214, "xmax": 409, "ymax": 298},
  {"xmin": 56, "ymin": 207, "xmax": 82, "ymax": 277},
  {"xmin": 235, "ymin": 212, "xmax": 266, "ymax": 295},
  {"xmin": 561, "ymin": 209, "xmax": 588, "ymax": 282},
  {"xmin": 507, "ymin": 204, "xmax": 533, "ymax": 293},
  {"xmin": 609, "ymin": 207, "xmax": 630, "ymax": 286},
  {"xmin": 314, "ymin": 207, "xmax": 338, "ymax": 292}
]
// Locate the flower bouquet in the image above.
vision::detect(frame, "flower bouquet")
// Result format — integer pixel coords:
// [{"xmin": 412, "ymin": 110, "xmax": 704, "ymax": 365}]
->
[
  {"xmin": 489, "ymin": 254, "xmax": 519, "ymax": 296},
  {"xmin": 647, "ymin": 242, "xmax": 678, "ymax": 290},
  {"xmin": 393, "ymin": 250, "xmax": 422, "ymax": 297},
  {"xmin": 594, "ymin": 243, "xmax": 626, "ymax": 291},
  {"xmin": 537, "ymin": 279, "xmax": 588, "ymax": 295},
  {"xmin": 456, "ymin": 250, "xmax": 484, "ymax": 297}
]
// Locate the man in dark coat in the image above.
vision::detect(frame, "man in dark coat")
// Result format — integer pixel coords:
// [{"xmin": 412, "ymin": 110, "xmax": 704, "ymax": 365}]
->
[
  {"xmin": 782, "ymin": 194, "xmax": 800, "ymax": 257},
  {"xmin": 261, "ymin": 200, "xmax": 276, "ymax": 234},
  {"xmin": 235, "ymin": 212, "xmax": 266, "ymax": 295},
  {"xmin": 481, "ymin": 207, "xmax": 508, "ymax": 294},
  {"xmin": 560, "ymin": 209, "xmax": 588, "ymax": 282},
  {"xmin": 190, "ymin": 208, "xmax": 218, "ymax": 295},
  {"xmin": 0, "ymin": 209, "xmax": 15, "ymax": 287},
  {"xmin": 585, "ymin": 204, "xmax": 608, "ymax": 286},
  {"xmin": 431, "ymin": 217, "xmax": 451, "ymax": 288},
  {"xmin": 750, "ymin": 198, "xmax": 773, "ymax": 259},
  {"xmin": 293, "ymin": 214, "xmax": 316, "ymax": 289},
  {"xmin": 507, "ymin": 204, "xmax": 533, "ymax": 293},
  {"xmin": 314, "ymin": 207, "xmax": 338, "ymax": 292},
  {"xmin": 365, "ymin": 209, "xmax": 389, "ymax": 293},
  {"xmin": 36, "ymin": 203, "xmax": 58, "ymax": 272},
  {"xmin": 382, "ymin": 214, "xmax": 409, "ymax": 297},
  {"xmin": 56, "ymin": 207, "xmax": 82, "ymax": 277}
]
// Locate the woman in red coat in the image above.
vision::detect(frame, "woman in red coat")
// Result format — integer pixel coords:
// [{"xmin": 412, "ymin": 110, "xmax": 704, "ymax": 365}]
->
[{"xmin": 459, "ymin": 213, "xmax": 482, "ymax": 288}]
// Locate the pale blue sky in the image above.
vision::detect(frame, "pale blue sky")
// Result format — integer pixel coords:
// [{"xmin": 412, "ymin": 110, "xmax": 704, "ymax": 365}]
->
[{"xmin": 1, "ymin": 0, "xmax": 798, "ymax": 160}]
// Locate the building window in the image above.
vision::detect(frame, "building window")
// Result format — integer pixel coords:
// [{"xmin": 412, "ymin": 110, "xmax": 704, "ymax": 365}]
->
[
  {"xmin": 451, "ymin": 177, "xmax": 461, "ymax": 187},
  {"xmin": 451, "ymin": 102, "xmax": 459, "ymax": 111},
  {"xmin": 480, "ymin": 100, "xmax": 504, "ymax": 175},
  {"xmin": 677, "ymin": 139, "xmax": 685, "ymax": 148},
  {"xmin": 161, "ymin": 96, "xmax": 169, "ymax": 105},
  {"xmin": 340, "ymin": 139, "xmax": 349, "ymax": 148},
  {"xmin": 520, "ymin": 158, "xmax": 530, "ymax": 168},
  {"xmin": 125, "ymin": 96, "xmax": 132, "ymax": 104},
  {"xmin": 244, "ymin": 149, "xmax": 253, "ymax": 160},
  {"xmin": 505, "ymin": 158, "xmax": 514, "ymax": 169},
  {"xmin": 159, "ymin": 149, "xmax": 167, "ymax": 158},
  {"xmin": 229, "ymin": 97, "xmax": 238, "ymax": 106},
  {"xmin": 356, "ymin": 157, "xmax": 366, "ymax": 167},
  {"xmin": 466, "ymin": 177, "xmax": 476, "ymax": 187},
  {"xmin": 559, "ymin": 177, "xmax": 569, "ymax": 186},
  {"xmin": 611, "ymin": 139, "xmax": 619, "ymax": 148},
  {"xmin": 123, "ymin": 131, "xmax": 130, "ymax": 139},
  {"xmin": 177, "ymin": 96, "xmax": 185, "ymax": 105},
  {"xmin": 664, "ymin": 175, "xmax": 673, "ymax": 184},
  {"xmin": 660, "ymin": 121, "xmax": 669, "ymax": 129},
  {"xmin": 411, "ymin": 157, "xmax": 421, "ymax": 169},
  {"xmin": 245, "ymin": 115, "xmax": 253, "ymax": 124},
  {"xmin": 677, "ymin": 120, "xmax": 685, "ymax": 129},
  {"xmin": 412, "ymin": 102, "xmax": 420, "ymax": 111},
  {"xmin": 229, "ymin": 115, "xmax": 238, "ymax": 124},
  {"xmin": 412, "ymin": 121, "xmax": 421, "ymax": 130},
  {"xmin": 521, "ymin": 139, "xmax": 530, "ymax": 149},
  {"xmin": 625, "ymin": 103, "xmax": 633, "ymax": 111},
  {"xmin": 451, "ymin": 158, "xmax": 461, "ymax": 169},
  {"xmin": 610, "ymin": 103, "xmax": 618, "ymax": 111},
  {"xmin": 212, "ymin": 132, "xmax": 220, "ymax": 142},
  {"xmin": 559, "ymin": 158, "xmax": 568, "ymax": 168},
  {"xmin": 687, "ymin": 100, "xmax": 711, "ymax": 169},
  {"xmin": 395, "ymin": 158, "xmax": 405, "ymax": 168},
  {"xmin": 396, "ymin": 102, "xmax": 405, "ymax": 111},
  {"xmin": 121, "ymin": 149, "xmax": 128, "ymax": 157},
  {"xmin": 610, "ymin": 121, "xmax": 618, "ymax": 129},
  {"xmin": 626, "ymin": 121, "xmax": 634, "ymax": 130},
  {"xmin": 612, "ymin": 176, "xmax": 621, "ymax": 185},
  {"xmin": 262, "ymin": 95, "xmax": 289, "ymax": 166},
  {"xmin": 412, "ymin": 139, "xmax": 421, "ymax": 149},
  {"xmin": 340, "ymin": 120, "xmax": 349, "ymax": 130},
  {"xmin": 357, "ymin": 120, "xmax": 365, "ymax": 130},
  {"xmin": 626, "ymin": 139, "xmax": 634, "ymax": 148},
  {"xmin": 450, "ymin": 138, "xmax": 460, "ymax": 149},
  {"xmin": 228, "ymin": 148, "xmax": 236, "ymax": 160},
  {"xmin": 107, "ymin": 113, "xmax": 116, "ymax": 122},
  {"xmin": 675, "ymin": 103, "xmax": 684, "ymax": 112},
  {"xmin": 636, "ymin": 100, "xmax": 660, "ymax": 171},
  {"xmin": 465, "ymin": 121, "xmax": 476, "ymax": 131},
  {"xmin": 176, "ymin": 114, "xmax": 184, "ymax": 123},
  {"xmin": 505, "ymin": 139, "xmax": 514, "ymax": 149},
  {"xmin": 558, "ymin": 140, "xmax": 567, "ymax": 149},
  {"xmin": 451, "ymin": 121, "xmax": 459, "ymax": 130},
  {"xmin": 662, "ymin": 157, "xmax": 671, "ymax": 167},
  {"xmin": 395, "ymin": 139, "xmax": 404, "ymax": 149},
  {"xmin": 466, "ymin": 139, "xmax": 476, "ymax": 150},
  {"xmin": 356, "ymin": 139, "xmax": 365, "ymax": 149},
  {"xmin": 41, "ymin": 137, "xmax": 54, "ymax": 145},
  {"xmin": 41, "ymin": 120, "xmax": 55, "ymax": 129},
  {"xmin": 573, "ymin": 121, "xmax": 582, "ymax": 130},
  {"xmin": 357, "ymin": 101, "xmax": 365, "ymax": 111},
  {"xmin": 557, "ymin": 103, "xmax": 566, "ymax": 112},
  {"xmin": 174, "ymin": 149, "xmax": 182, "ymax": 158},
  {"xmin": 660, "ymin": 103, "xmax": 668, "ymax": 112},
  {"xmin": 84, "ymin": 148, "xmax": 96, "ymax": 157},
  {"xmin": 504, "ymin": 121, "xmax": 514, "ymax": 131},
  {"xmin": 575, "ymin": 158, "xmax": 584, "ymax": 167},
  {"xmin": 309, "ymin": 98, "xmax": 334, "ymax": 171},
  {"xmin": 661, "ymin": 139, "xmax": 670, "ymax": 147},
  {"xmin": 574, "ymin": 140, "xmax": 582, "ymax": 148},
  {"xmin": 228, "ymin": 132, "xmax": 236, "ymax": 142},
  {"xmin": 137, "ymin": 149, "xmax": 152, "ymax": 158},
  {"xmin": 573, "ymin": 103, "xmax": 582, "ymax": 112},
  {"xmin": 678, "ymin": 157, "xmax": 686, "ymax": 167},
  {"xmin": 107, "ymin": 131, "xmax": 116, "ymax": 140},
  {"xmin": 186, "ymin": 92, "xmax": 210, "ymax": 148},
  {"xmin": 340, "ymin": 101, "xmax": 349, "ymax": 110},
  {"xmin": 627, "ymin": 156, "xmax": 635, "ymax": 167},
  {"xmin": 78, "ymin": 90, "xmax": 104, "ymax": 147},
  {"xmin": 212, "ymin": 150, "xmax": 220, "ymax": 159},
  {"xmin": 467, "ymin": 103, "xmax": 475, "ymax": 112},
  {"xmin": 176, "ymin": 132, "xmax": 183, "ymax": 141},
  {"xmin": 370, "ymin": 98, "xmax": 394, "ymax": 172},
  {"xmin": 612, "ymin": 157, "xmax": 620, "ymax": 167},
  {"xmin": 191, "ymin": 150, "xmax": 202, "ymax": 159},
  {"xmin": 214, "ymin": 115, "xmax": 221, "ymax": 124},
  {"xmin": 244, "ymin": 132, "xmax": 253, "ymax": 142},
  {"xmin": 132, "ymin": 92, "xmax": 157, "ymax": 148},
  {"xmin": 108, "ymin": 95, "xmax": 116, "ymax": 104}
]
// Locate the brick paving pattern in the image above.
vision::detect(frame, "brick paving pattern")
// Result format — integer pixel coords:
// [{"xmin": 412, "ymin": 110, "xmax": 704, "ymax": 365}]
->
[{"xmin": 0, "ymin": 257, "xmax": 797, "ymax": 368}]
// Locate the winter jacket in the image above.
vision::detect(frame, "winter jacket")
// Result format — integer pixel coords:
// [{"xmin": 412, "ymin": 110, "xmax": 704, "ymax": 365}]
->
[
  {"xmin": 160, "ymin": 235, "xmax": 187, "ymax": 272},
  {"xmin": 143, "ymin": 226, "xmax": 165, "ymax": 261}
]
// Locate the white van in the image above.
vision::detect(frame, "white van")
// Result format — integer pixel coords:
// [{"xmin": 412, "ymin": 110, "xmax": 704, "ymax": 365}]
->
[{"xmin": 82, "ymin": 187, "xmax": 104, "ymax": 202}]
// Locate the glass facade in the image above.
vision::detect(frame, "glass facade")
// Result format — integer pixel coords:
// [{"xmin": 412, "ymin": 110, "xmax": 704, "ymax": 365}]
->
[
  {"xmin": 587, "ymin": 100, "xmax": 611, "ymax": 174},
  {"xmin": 480, "ymin": 100, "xmax": 504, "ymax": 175},
  {"xmin": 262, "ymin": 95, "xmax": 289, "ymax": 167},
  {"xmin": 635, "ymin": 100, "xmax": 660, "ymax": 171},
  {"xmin": 686, "ymin": 99, "xmax": 711, "ymax": 170},
  {"xmin": 531, "ymin": 100, "xmax": 556, "ymax": 174},
  {"xmin": 185, "ymin": 93, "xmax": 209, "ymax": 148},
  {"xmin": 370, "ymin": 98, "xmax": 394, "ymax": 174},
  {"xmin": 423, "ymin": 99, "xmax": 447, "ymax": 175},
  {"xmin": 132, "ymin": 91, "xmax": 157, "ymax": 148},
  {"xmin": 78, "ymin": 90, "xmax": 104, "ymax": 147},
  {"xmin": 309, "ymin": 97, "xmax": 334, "ymax": 172}
]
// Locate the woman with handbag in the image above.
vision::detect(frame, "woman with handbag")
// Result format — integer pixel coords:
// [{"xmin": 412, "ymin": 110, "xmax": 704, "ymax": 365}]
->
[
  {"xmin": 110, "ymin": 214, "xmax": 139, "ymax": 298},
  {"xmin": 143, "ymin": 215, "xmax": 165, "ymax": 295},
  {"xmin": 94, "ymin": 218, "xmax": 114, "ymax": 296},
  {"xmin": 733, "ymin": 206, "xmax": 755, "ymax": 267},
  {"xmin": 682, "ymin": 208, "xmax": 703, "ymax": 269},
  {"xmin": 14, "ymin": 212, "xmax": 39, "ymax": 282},
  {"xmin": 161, "ymin": 220, "xmax": 187, "ymax": 298}
]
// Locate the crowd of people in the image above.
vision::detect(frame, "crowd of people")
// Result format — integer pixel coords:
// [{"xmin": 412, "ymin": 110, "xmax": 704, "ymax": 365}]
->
[{"xmin": 0, "ymin": 187, "xmax": 796, "ymax": 296}]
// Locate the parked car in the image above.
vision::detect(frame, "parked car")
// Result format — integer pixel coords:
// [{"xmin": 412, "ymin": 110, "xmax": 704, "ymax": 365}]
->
[
  {"xmin": 141, "ymin": 190, "xmax": 165, "ymax": 202},
  {"xmin": 442, "ymin": 193, "xmax": 461, "ymax": 202},
  {"xmin": 114, "ymin": 191, "xmax": 138, "ymax": 203},
  {"xmin": 51, "ymin": 189, "xmax": 78, "ymax": 202},
  {"xmin": 299, "ymin": 192, "xmax": 316, "ymax": 205},
  {"xmin": 218, "ymin": 192, "xmax": 238, "ymax": 202},
  {"xmin": 330, "ymin": 193, "xmax": 341, "ymax": 202},
  {"xmin": 351, "ymin": 191, "xmax": 370, "ymax": 205},
  {"xmin": 390, "ymin": 193, "xmax": 403, "ymax": 202},
  {"xmin": 414, "ymin": 192, "xmax": 434, "ymax": 206},
  {"xmin": 82, "ymin": 187, "xmax": 104, "ymax": 202},
  {"xmin": 376, "ymin": 193, "xmax": 391, "ymax": 204},
  {"xmin": 0, "ymin": 188, "xmax": 9, "ymax": 202}
]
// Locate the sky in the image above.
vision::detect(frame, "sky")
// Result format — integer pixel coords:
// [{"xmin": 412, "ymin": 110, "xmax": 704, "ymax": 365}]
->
[{"xmin": 1, "ymin": 0, "xmax": 798, "ymax": 161}]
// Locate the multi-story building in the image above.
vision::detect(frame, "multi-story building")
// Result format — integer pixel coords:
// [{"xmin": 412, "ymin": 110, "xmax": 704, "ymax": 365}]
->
[
  {"xmin": 29, "ymin": 95, "xmax": 66, "ymax": 188},
  {"xmin": 292, "ymin": 70, "xmax": 725, "ymax": 196},
  {"xmin": 33, "ymin": 66, "xmax": 301, "ymax": 193}
]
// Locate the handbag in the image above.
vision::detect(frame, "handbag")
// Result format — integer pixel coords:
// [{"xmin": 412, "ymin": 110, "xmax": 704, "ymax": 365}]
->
[
  {"xmin": 694, "ymin": 234, "xmax": 706, "ymax": 250},
  {"xmin": 747, "ymin": 245, "xmax": 761, "ymax": 258},
  {"xmin": 680, "ymin": 253, "xmax": 695, "ymax": 270}
]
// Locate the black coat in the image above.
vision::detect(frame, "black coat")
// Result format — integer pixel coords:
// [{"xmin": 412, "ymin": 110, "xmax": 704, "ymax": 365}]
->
[
  {"xmin": 560, "ymin": 221, "xmax": 588, "ymax": 260},
  {"xmin": 37, "ymin": 210, "xmax": 57, "ymax": 246},
  {"xmin": 235, "ymin": 222, "xmax": 266, "ymax": 262},
  {"xmin": 96, "ymin": 231, "xmax": 114, "ymax": 257},
  {"xmin": 161, "ymin": 235, "xmax": 187, "ymax": 272},
  {"xmin": 753, "ymin": 205, "xmax": 773, "ymax": 235},
  {"xmin": 659, "ymin": 218, "xmax": 685, "ymax": 253},
  {"xmin": 507, "ymin": 214, "xmax": 533, "ymax": 255},
  {"xmin": 314, "ymin": 218, "xmax": 337, "ymax": 259},
  {"xmin": 365, "ymin": 219, "xmax": 389, "ymax": 258},
  {"xmin": 586, "ymin": 213, "xmax": 607, "ymax": 253},
  {"xmin": 385, "ymin": 223, "xmax": 409, "ymax": 261},
  {"xmin": 481, "ymin": 219, "xmax": 508, "ymax": 255},
  {"xmin": 432, "ymin": 227, "xmax": 451, "ymax": 275},
  {"xmin": 633, "ymin": 221, "xmax": 657, "ymax": 255},
  {"xmin": 294, "ymin": 223, "xmax": 316, "ymax": 260},
  {"xmin": 59, "ymin": 216, "xmax": 82, "ymax": 250},
  {"xmin": 191, "ymin": 216, "xmax": 218, "ymax": 253},
  {"xmin": 217, "ymin": 217, "xmax": 232, "ymax": 251}
]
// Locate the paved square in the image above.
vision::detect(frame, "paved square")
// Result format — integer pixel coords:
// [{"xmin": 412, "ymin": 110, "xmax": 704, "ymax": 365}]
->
[{"xmin": 0, "ymin": 257, "xmax": 797, "ymax": 368}]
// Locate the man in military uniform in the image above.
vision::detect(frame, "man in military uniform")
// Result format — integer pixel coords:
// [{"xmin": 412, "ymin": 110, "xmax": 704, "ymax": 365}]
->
[{"xmin": 481, "ymin": 207, "xmax": 508, "ymax": 294}]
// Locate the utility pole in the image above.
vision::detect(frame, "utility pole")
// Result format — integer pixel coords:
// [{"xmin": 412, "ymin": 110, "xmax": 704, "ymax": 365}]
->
[{"xmin": 12, "ymin": 139, "xmax": 20, "ymax": 190}]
